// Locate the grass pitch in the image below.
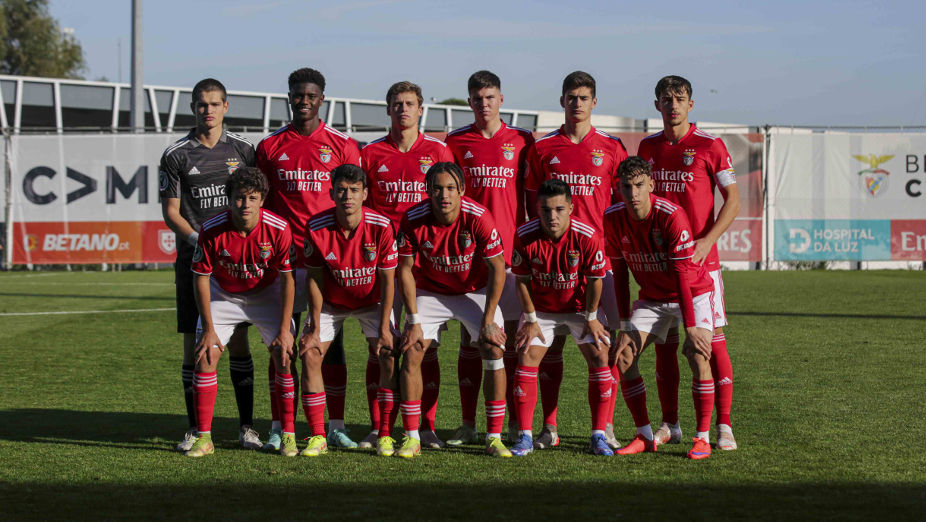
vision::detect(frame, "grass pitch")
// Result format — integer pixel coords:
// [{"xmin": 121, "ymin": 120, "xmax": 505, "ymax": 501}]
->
[{"xmin": 0, "ymin": 269, "xmax": 924, "ymax": 520}]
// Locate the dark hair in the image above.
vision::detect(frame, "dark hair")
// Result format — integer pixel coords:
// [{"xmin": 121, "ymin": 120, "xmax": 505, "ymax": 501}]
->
[
  {"xmin": 655, "ymin": 75, "xmax": 692, "ymax": 99},
  {"xmin": 331, "ymin": 163, "xmax": 367, "ymax": 188},
  {"xmin": 226, "ymin": 167, "xmax": 269, "ymax": 198},
  {"xmin": 618, "ymin": 156, "xmax": 652, "ymax": 180},
  {"xmin": 192, "ymin": 78, "xmax": 227, "ymax": 102},
  {"xmin": 467, "ymin": 70, "xmax": 501, "ymax": 93},
  {"xmin": 425, "ymin": 162, "xmax": 464, "ymax": 192},
  {"xmin": 537, "ymin": 179, "xmax": 572, "ymax": 202},
  {"xmin": 562, "ymin": 70, "xmax": 596, "ymax": 98},
  {"xmin": 288, "ymin": 68, "xmax": 326, "ymax": 92},
  {"xmin": 386, "ymin": 81, "xmax": 423, "ymax": 106}
]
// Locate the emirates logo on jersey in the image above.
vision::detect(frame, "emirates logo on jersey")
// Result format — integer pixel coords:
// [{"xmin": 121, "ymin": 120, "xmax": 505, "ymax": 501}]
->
[
  {"xmin": 590, "ymin": 149, "xmax": 605, "ymax": 167},
  {"xmin": 458, "ymin": 231, "xmax": 472, "ymax": 249},
  {"xmin": 683, "ymin": 149, "xmax": 696, "ymax": 166},
  {"xmin": 363, "ymin": 242, "xmax": 377, "ymax": 262},
  {"xmin": 567, "ymin": 250, "xmax": 580, "ymax": 267},
  {"xmin": 419, "ymin": 157, "xmax": 434, "ymax": 174},
  {"xmin": 259, "ymin": 242, "xmax": 273, "ymax": 260},
  {"xmin": 502, "ymin": 144, "xmax": 515, "ymax": 161},
  {"xmin": 319, "ymin": 146, "xmax": 333, "ymax": 163}
]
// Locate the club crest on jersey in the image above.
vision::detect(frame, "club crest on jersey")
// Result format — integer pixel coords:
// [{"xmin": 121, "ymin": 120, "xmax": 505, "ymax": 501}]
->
[
  {"xmin": 567, "ymin": 250, "xmax": 580, "ymax": 267},
  {"xmin": 419, "ymin": 157, "xmax": 434, "ymax": 174},
  {"xmin": 259, "ymin": 242, "xmax": 273, "ymax": 260},
  {"xmin": 363, "ymin": 243, "xmax": 377, "ymax": 262},
  {"xmin": 158, "ymin": 170, "xmax": 169, "ymax": 191},
  {"xmin": 590, "ymin": 150, "xmax": 605, "ymax": 167},
  {"xmin": 192, "ymin": 244, "xmax": 204, "ymax": 263},
  {"xmin": 683, "ymin": 149, "xmax": 696, "ymax": 166},
  {"xmin": 502, "ymin": 144, "xmax": 516, "ymax": 161},
  {"xmin": 458, "ymin": 231, "xmax": 472, "ymax": 249},
  {"xmin": 226, "ymin": 159, "xmax": 241, "ymax": 174},
  {"xmin": 396, "ymin": 231, "xmax": 406, "ymax": 248},
  {"xmin": 651, "ymin": 228, "xmax": 665, "ymax": 247},
  {"xmin": 319, "ymin": 146, "xmax": 333, "ymax": 163}
]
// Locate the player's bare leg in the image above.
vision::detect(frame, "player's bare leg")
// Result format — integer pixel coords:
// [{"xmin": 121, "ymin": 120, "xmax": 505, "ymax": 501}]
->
[
  {"xmin": 226, "ymin": 326, "xmax": 261, "ymax": 450},
  {"xmin": 481, "ymin": 341, "xmax": 511, "ymax": 457},
  {"xmin": 615, "ymin": 330, "xmax": 657, "ymax": 455},
  {"xmin": 510, "ymin": 343, "xmax": 549, "ymax": 456},
  {"xmin": 683, "ymin": 330, "xmax": 715, "ymax": 460},
  {"xmin": 535, "ymin": 335, "xmax": 565, "ymax": 450},
  {"xmin": 578, "ymin": 342, "xmax": 614, "ymax": 456},
  {"xmin": 711, "ymin": 325, "xmax": 736, "ymax": 450}
]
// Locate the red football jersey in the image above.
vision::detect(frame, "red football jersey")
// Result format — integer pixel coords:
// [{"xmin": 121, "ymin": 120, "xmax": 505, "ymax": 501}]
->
[
  {"xmin": 398, "ymin": 197, "xmax": 504, "ymax": 295},
  {"xmin": 257, "ymin": 122, "xmax": 361, "ymax": 264},
  {"xmin": 446, "ymin": 122, "xmax": 534, "ymax": 266},
  {"xmin": 304, "ymin": 207, "xmax": 398, "ymax": 311},
  {"xmin": 191, "ymin": 209, "xmax": 293, "ymax": 294},
  {"xmin": 525, "ymin": 126, "xmax": 628, "ymax": 234},
  {"xmin": 603, "ymin": 195, "xmax": 713, "ymax": 326},
  {"xmin": 637, "ymin": 124, "xmax": 735, "ymax": 271},
  {"xmin": 361, "ymin": 133, "xmax": 455, "ymax": 223},
  {"xmin": 511, "ymin": 218, "xmax": 606, "ymax": 314}
]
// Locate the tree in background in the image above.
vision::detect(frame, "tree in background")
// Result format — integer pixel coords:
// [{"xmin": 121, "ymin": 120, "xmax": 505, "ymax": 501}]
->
[
  {"xmin": 0, "ymin": 0, "xmax": 85, "ymax": 79},
  {"xmin": 438, "ymin": 98, "xmax": 468, "ymax": 106}
]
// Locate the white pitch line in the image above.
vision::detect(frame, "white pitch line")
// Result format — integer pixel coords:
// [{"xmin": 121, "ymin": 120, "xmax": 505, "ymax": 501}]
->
[
  {"xmin": 0, "ymin": 307, "xmax": 175, "ymax": 317},
  {"xmin": 1, "ymin": 282, "xmax": 172, "ymax": 286}
]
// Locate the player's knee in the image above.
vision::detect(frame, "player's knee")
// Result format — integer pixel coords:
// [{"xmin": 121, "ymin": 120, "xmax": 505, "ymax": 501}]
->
[
  {"xmin": 479, "ymin": 344, "xmax": 504, "ymax": 360},
  {"xmin": 616, "ymin": 347, "xmax": 634, "ymax": 374}
]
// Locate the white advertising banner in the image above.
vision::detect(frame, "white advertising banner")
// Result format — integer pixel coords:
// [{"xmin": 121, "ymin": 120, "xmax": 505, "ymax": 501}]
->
[{"xmin": 771, "ymin": 132, "xmax": 926, "ymax": 261}]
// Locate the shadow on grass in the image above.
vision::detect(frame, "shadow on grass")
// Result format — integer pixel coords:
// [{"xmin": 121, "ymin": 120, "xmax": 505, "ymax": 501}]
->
[{"xmin": 0, "ymin": 478, "xmax": 922, "ymax": 520}]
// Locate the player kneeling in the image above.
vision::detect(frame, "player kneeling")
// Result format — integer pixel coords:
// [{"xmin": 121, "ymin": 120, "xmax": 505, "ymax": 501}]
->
[
  {"xmin": 398, "ymin": 162, "xmax": 510, "ymax": 459},
  {"xmin": 604, "ymin": 156, "xmax": 716, "ymax": 460},
  {"xmin": 509, "ymin": 179, "xmax": 614, "ymax": 456},
  {"xmin": 186, "ymin": 167, "xmax": 296, "ymax": 457},
  {"xmin": 298, "ymin": 164, "xmax": 399, "ymax": 457}
]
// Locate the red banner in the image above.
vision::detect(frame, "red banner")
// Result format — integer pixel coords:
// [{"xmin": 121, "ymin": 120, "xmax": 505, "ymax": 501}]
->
[
  {"xmin": 13, "ymin": 221, "xmax": 176, "ymax": 264},
  {"xmin": 890, "ymin": 220, "xmax": 926, "ymax": 260}
]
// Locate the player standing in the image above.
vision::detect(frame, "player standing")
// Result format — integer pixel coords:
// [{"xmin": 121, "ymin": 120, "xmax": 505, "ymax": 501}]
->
[
  {"xmin": 361, "ymin": 81, "xmax": 454, "ymax": 449},
  {"xmin": 604, "ymin": 156, "xmax": 716, "ymax": 460},
  {"xmin": 523, "ymin": 71, "xmax": 627, "ymax": 450},
  {"xmin": 509, "ymin": 179, "xmax": 613, "ymax": 456},
  {"xmin": 637, "ymin": 75, "xmax": 739, "ymax": 450},
  {"xmin": 257, "ymin": 67, "xmax": 362, "ymax": 450},
  {"xmin": 396, "ymin": 162, "xmax": 510, "ymax": 458},
  {"xmin": 445, "ymin": 70, "xmax": 534, "ymax": 446},
  {"xmin": 159, "ymin": 78, "xmax": 261, "ymax": 452},
  {"xmin": 184, "ymin": 167, "xmax": 295, "ymax": 457},
  {"xmin": 297, "ymin": 164, "xmax": 398, "ymax": 456}
]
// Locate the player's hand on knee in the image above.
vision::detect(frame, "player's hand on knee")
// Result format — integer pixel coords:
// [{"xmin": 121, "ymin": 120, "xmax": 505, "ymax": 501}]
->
[
  {"xmin": 195, "ymin": 330, "xmax": 223, "ymax": 366},
  {"xmin": 684, "ymin": 326, "xmax": 713, "ymax": 359},
  {"xmin": 515, "ymin": 321, "xmax": 543, "ymax": 353},
  {"xmin": 374, "ymin": 329, "xmax": 394, "ymax": 357},
  {"xmin": 400, "ymin": 324, "xmax": 423, "ymax": 354},
  {"xmin": 583, "ymin": 318, "xmax": 610, "ymax": 353},
  {"xmin": 298, "ymin": 327, "xmax": 321, "ymax": 358},
  {"xmin": 480, "ymin": 322, "xmax": 506, "ymax": 350}
]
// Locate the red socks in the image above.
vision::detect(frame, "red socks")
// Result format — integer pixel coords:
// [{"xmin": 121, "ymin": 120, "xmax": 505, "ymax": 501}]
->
[
  {"xmin": 377, "ymin": 387, "xmax": 398, "ymax": 437},
  {"xmin": 275, "ymin": 372, "xmax": 296, "ymax": 434},
  {"xmin": 366, "ymin": 353, "xmax": 381, "ymax": 430},
  {"xmin": 513, "ymin": 365, "xmax": 538, "ymax": 432},
  {"xmin": 654, "ymin": 332, "xmax": 680, "ymax": 425},
  {"xmin": 538, "ymin": 351, "xmax": 563, "ymax": 427},
  {"xmin": 710, "ymin": 333, "xmax": 733, "ymax": 427},
  {"xmin": 322, "ymin": 363, "xmax": 347, "ymax": 423},
  {"xmin": 421, "ymin": 347, "xmax": 440, "ymax": 430},
  {"xmin": 400, "ymin": 400, "xmax": 421, "ymax": 433},
  {"xmin": 621, "ymin": 376, "xmax": 650, "ymax": 428},
  {"xmin": 485, "ymin": 400, "xmax": 506, "ymax": 436},
  {"xmin": 589, "ymin": 367, "xmax": 613, "ymax": 432},
  {"xmin": 692, "ymin": 379, "xmax": 715, "ymax": 433},
  {"xmin": 193, "ymin": 371, "xmax": 218, "ymax": 434},
  {"xmin": 457, "ymin": 345, "xmax": 482, "ymax": 426},
  {"xmin": 302, "ymin": 391, "xmax": 327, "ymax": 436}
]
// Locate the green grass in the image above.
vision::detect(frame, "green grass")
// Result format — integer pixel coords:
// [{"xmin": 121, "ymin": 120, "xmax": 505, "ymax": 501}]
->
[{"xmin": 0, "ymin": 269, "xmax": 924, "ymax": 520}]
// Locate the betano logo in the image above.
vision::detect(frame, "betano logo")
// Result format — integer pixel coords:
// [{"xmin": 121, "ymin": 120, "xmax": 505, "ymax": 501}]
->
[{"xmin": 852, "ymin": 154, "xmax": 893, "ymax": 198}]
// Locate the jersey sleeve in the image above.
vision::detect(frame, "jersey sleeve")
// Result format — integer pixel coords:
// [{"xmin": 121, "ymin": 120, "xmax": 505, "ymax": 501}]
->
[
  {"xmin": 510, "ymin": 233, "xmax": 530, "ymax": 277},
  {"xmin": 241, "ymin": 140, "xmax": 257, "ymax": 167},
  {"xmin": 603, "ymin": 211, "xmax": 624, "ymax": 261},
  {"xmin": 274, "ymin": 227, "xmax": 294, "ymax": 273},
  {"xmin": 438, "ymin": 143, "xmax": 455, "ymax": 163},
  {"xmin": 583, "ymin": 234, "xmax": 607, "ymax": 279},
  {"xmin": 378, "ymin": 224, "xmax": 399, "ymax": 270},
  {"xmin": 711, "ymin": 138, "xmax": 736, "ymax": 188},
  {"xmin": 158, "ymin": 149, "xmax": 182, "ymax": 200},
  {"xmin": 524, "ymin": 145, "xmax": 543, "ymax": 191},
  {"xmin": 398, "ymin": 216, "xmax": 417, "ymax": 257},
  {"xmin": 665, "ymin": 208, "xmax": 697, "ymax": 261},
  {"xmin": 256, "ymin": 140, "xmax": 275, "ymax": 183},
  {"xmin": 190, "ymin": 234, "xmax": 213, "ymax": 276},
  {"xmin": 610, "ymin": 138, "xmax": 628, "ymax": 190},
  {"xmin": 475, "ymin": 211, "xmax": 504, "ymax": 259},
  {"xmin": 303, "ymin": 232, "xmax": 324, "ymax": 268}
]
